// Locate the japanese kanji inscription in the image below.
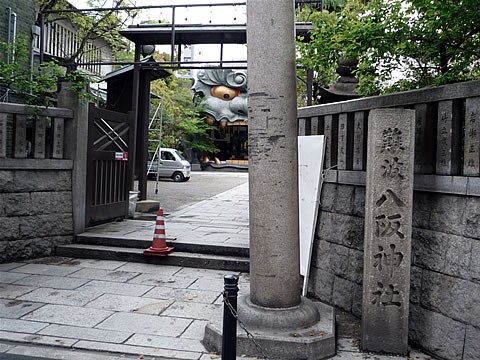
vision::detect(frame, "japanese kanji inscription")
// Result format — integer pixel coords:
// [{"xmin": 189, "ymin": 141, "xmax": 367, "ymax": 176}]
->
[{"xmin": 361, "ymin": 109, "xmax": 415, "ymax": 355}]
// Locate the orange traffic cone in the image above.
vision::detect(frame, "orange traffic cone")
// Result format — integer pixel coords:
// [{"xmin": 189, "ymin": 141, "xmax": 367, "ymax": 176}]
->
[{"xmin": 144, "ymin": 208, "xmax": 174, "ymax": 256}]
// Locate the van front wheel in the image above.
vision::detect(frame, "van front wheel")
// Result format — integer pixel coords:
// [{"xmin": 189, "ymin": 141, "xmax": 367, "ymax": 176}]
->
[{"xmin": 172, "ymin": 172, "xmax": 184, "ymax": 182}]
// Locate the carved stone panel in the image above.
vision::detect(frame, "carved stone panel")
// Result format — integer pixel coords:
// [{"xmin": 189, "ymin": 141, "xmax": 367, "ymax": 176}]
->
[
  {"xmin": 34, "ymin": 116, "xmax": 47, "ymax": 159},
  {"xmin": 436, "ymin": 100, "xmax": 462, "ymax": 175},
  {"xmin": 324, "ymin": 114, "xmax": 338, "ymax": 169},
  {"xmin": 0, "ymin": 113, "xmax": 6, "ymax": 158},
  {"xmin": 298, "ymin": 117, "xmax": 307, "ymax": 136},
  {"xmin": 310, "ymin": 116, "xmax": 322, "ymax": 135},
  {"xmin": 337, "ymin": 113, "xmax": 353, "ymax": 170},
  {"xmin": 414, "ymin": 103, "xmax": 436, "ymax": 174},
  {"xmin": 353, "ymin": 111, "xmax": 367, "ymax": 171},
  {"xmin": 361, "ymin": 109, "xmax": 415, "ymax": 355},
  {"xmin": 464, "ymin": 97, "xmax": 480, "ymax": 176},
  {"xmin": 52, "ymin": 117, "xmax": 65, "ymax": 159},
  {"xmin": 14, "ymin": 114, "xmax": 27, "ymax": 158}
]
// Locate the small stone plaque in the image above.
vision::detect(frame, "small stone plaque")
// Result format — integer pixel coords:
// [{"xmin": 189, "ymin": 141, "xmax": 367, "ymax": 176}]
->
[
  {"xmin": 310, "ymin": 116, "xmax": 322, "ymax": 135},
  {"xmin": 337, "ymin": 113, "xmax": 353, "ymax": 170},
  {"xmin": 34, "ymin": 116, "xmax": 47, "ymax": 159},
  {"xmin": 0, "ymin": 113, "xmax": 6, "ymax": 158},
  {"xmin": 414, "ymin": 103, "xmax": 435, "ymax": 174},
  {"xmin": 464, "ymin": 97, "xmax": 480, "ymax": 176},
  {"xmin": 323, "ymin": 114, "xmax": 338, "ymax": 169},
  {"xmin": 52, "ymin": 117, "xmax": 65, "ymax": 159},
  {"xmin": 298, "ymin": 117, "xmax": 307, "ymax": 136},
  {"xmin": 436, "ymin": 101, "xmax": 462, "ymax": 175},
  {"xmin": 361, "ymin": 108, "xmax": 415, "ymax": 355},
  {"xmin": 353, "ymin": 111, "xmax": 366, "ymax": 171},
  {"xmin": 14, "ymin": 114, "xmax": 27, "ymax": 158}
]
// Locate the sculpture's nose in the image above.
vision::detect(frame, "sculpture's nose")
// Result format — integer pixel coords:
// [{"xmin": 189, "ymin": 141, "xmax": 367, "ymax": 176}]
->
[{"xmin": 229, "ymin": 96, "xmax": 248, "ymax": 118}]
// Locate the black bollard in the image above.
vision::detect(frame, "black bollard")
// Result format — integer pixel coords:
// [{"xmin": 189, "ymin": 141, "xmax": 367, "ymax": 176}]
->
[{"xmin": 222, "ymin": 274, "xmax": 239, "ymax": 360}]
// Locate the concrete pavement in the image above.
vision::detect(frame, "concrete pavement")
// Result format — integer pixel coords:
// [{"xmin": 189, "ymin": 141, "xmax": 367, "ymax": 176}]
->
[{"xmin": 0, "ymin": 183, "xmax": 435, "ymax": 359}]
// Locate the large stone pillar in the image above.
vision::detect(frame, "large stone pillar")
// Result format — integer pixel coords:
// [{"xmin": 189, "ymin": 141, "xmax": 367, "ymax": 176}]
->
[
  {"xmin": 247, "ymin": 0, "xmax": 301, "ymax": 309},
  {"xmin": 203, "ymin": 1, "xmax": 335, "ymax": 358}
]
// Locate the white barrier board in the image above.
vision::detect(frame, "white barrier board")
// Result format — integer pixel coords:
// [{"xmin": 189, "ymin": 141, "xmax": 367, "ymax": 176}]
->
[{"xmin": 298, "ymin": 135, "xmax": 326, "ymax": 295}]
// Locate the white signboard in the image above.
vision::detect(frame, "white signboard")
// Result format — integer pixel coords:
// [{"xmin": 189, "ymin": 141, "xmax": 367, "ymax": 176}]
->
[{"xmin": 298, "ymin": 135, "xmax": 326, "ymax": 296}]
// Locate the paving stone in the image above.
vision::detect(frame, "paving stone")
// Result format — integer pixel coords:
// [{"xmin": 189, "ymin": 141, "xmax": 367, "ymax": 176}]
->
[
  {"xmin": 21, "ymin": 304, "xmax": 113, "ymax": 327},
  {"xmin": 127, "ymin": 273, "xmax": 195, "ymax": 288},
  {"xmin": 162, "ymin": 301, "xmax": 222, "ymax": 321},
  {"xmin": 18, "ymin": 287, "xmax": 103, "ymax": 306},
  {"xmin": 0, "ymin": 341, "xmax": 15, "ymax": 353},
  {"xmin": 6, "ymin": 345, "xmax": 128, "ymax": 360},
  {"xmin": 0, "ymin": 263, "xmax": 26, "ymax": 272},
  {"xmin": 0, "ymin": 284, "xmax": 35, "ymax": 299},
  {"xmin": 143, "ymin": 287, "xmax": 220, "ymax": 304},
  {"xmin": 38, "ymin": 324, "xmax": 131, "ymax": 344},
  {"xmin": 180, "ymin": 320, "xmax": 208, "ymax": 340},
  {"xmin": 14, "ymin": 274, "xmax": 89, "ymax": 290},
  {"xmin": 74, "ymin": 340, "xmax": 201, "ymax": 360},
  {"xmin": 126, "ymin": 333, "xmax": 207, "ymax": 352},
  {"xmin": 176, "ymin": 267, "xmax": 238, "ymax": 279},
  {"xmin": 0, "ymin": 318, "xmax": 48, "ymax": 333},
  {"xmin": 61, "ymin": 258, "xmax": 126, "ymax": 270},
  {"xmin": 0, "ymin": 330, "xmax": 77, "ymax": 348},
  {"xmin": 0, "ymin": 272, "xmax": 29, "ymax": 284},
  {"xmin": 86, "ymin": 293, "xmax": 172, "ymax": 314},
  {"xmin": 187, "ymin": 277, "xmax": 226, "ymax": 292},
  {"xmin": 77, "ymin": 280, "xmax": 153, "ymax": 296},
  {"xmin": 115, "ymin": 262, "xmax": 181, "ymax": 276},
  {"xmin": 68, "ymin": 268, "xmax": 139, "ymax": 282},
  {"xmin": 0, "ymin": 299, "xmax": 44, "ymax": 319},
  {"xmin": 11, "ymin": 263, "xmax": 82, "ymax": 276},
  {"xmin": 96, "ymin": 312, "xmax": 191, "ymax": 337}
]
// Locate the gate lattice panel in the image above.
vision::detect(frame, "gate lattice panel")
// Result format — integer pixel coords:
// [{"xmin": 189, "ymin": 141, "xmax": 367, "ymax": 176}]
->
[{"xmin": 86, "ymin": 104, "xmax": 133, "ymax": 226}]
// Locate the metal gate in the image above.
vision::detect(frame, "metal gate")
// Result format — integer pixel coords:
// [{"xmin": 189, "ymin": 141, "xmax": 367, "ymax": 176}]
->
[{"xmin": 85, "ymin": 104, "xmax": 133, "ymax": 226}]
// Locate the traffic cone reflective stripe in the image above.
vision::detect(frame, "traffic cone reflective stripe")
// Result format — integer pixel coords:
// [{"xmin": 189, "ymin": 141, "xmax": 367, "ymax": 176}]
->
[{"xmin": 144, "ymin": 207, "xmax": 174, "ymax": 256}]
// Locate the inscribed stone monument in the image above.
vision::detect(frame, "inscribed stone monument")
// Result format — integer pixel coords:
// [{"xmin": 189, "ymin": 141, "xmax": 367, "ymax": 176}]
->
[
  {"xmin": 464, "ymin": 97, "xmax": 480, "ymax": 176},
  {"xmin": 361, "ymin": 108, "xmax": 415, "ymax": 355}
]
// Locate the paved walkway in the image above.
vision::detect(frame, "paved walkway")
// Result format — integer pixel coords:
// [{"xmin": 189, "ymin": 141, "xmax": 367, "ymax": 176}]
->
[
  {"xmin": 0, "ymin": 183, "xmax": 434, "ymax": 360},
  {"xmin": 80, "ymin": 182, "xmax": 250, "ymax": 249}
]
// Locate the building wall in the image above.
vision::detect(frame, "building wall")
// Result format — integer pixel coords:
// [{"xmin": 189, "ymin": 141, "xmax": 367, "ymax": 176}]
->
[
  {"xmin": 0, "ymin": 169, "xmax": 74, "ymax": 262},
  {"xmin": 308, "ymin": 181, "xmax": 480, "ymax": 360},
  {"xmin": 0, "ymin": 0, "xmax": 35, "ymax": 44}
]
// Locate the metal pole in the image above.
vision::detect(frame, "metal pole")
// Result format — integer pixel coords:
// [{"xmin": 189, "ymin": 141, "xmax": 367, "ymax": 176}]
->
[
  {"xmin": 155, "ymin": 97, "xmax": 164, "ymax": 194},
  {"xmin": 222, "ymin": 275, "xmax": 239, "ymax": 360},
  {"xmin": 39, "ymin": 13, "xmax": 45, "ymax": 63}
]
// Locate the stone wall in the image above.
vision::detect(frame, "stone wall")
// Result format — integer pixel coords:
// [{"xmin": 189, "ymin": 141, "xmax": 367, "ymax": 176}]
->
[
  {"xmin": 308, "ymin": 181, "xmax": 480, "ymax": 360},
  {"xmin": 0, "ymin": 169, "xmax": 74, "ymax": 262}
]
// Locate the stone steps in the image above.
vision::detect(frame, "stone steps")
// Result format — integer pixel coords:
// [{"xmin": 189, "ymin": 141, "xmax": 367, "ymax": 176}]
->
[{"xmin": 56, "ymin": 236, "xmax": 250, "ymax": 272}]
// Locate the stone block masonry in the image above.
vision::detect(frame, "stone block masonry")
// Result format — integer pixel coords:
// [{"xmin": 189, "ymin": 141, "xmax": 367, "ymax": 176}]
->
[
  {"xmin": 308, "ymin": 181, "xmax": 480, "ymax": 360},
  {"xmin": 0, "ymin": 169, "xmax": 74, "ymax": 262}
]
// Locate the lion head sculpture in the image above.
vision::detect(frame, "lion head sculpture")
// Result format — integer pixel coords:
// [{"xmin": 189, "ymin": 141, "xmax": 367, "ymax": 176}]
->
[{"xmin": 192, "ymin": 69, "xmax": 248, "ymax": 128}]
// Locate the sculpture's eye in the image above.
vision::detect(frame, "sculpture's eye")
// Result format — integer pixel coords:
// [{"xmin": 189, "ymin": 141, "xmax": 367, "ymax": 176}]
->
[{"xmin": 211, "ymin": 85, "xmax": 239, "ymax": 100}]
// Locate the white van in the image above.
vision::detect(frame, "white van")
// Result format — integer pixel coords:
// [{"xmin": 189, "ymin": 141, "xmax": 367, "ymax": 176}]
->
[{"xmin": 148, "ymin": 148, "xmax": 191, "ymax": 182}]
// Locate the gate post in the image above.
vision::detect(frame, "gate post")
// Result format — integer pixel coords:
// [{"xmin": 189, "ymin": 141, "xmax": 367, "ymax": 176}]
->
[{"xmin": 58, "ymin": 82, "xmax": 89, "ymax": 235}]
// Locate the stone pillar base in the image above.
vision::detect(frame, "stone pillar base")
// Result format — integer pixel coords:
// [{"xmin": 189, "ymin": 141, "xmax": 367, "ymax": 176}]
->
[{"xmin": 203, "ymin": 295, "xmax": 336, "ymax": 359}]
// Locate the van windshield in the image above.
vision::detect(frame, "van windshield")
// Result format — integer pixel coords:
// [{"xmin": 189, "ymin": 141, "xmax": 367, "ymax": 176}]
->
[{"xmin": 174, "ymin": 150, "xmax": 185, "ymax": 160}]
